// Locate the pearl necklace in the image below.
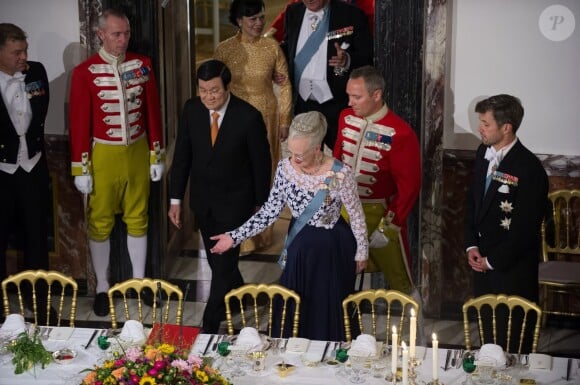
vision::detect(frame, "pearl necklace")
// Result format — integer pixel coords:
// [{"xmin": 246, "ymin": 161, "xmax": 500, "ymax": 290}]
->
[{"xmin": 300, "ymin": 155, "xmax": 325, "ymax": 175}]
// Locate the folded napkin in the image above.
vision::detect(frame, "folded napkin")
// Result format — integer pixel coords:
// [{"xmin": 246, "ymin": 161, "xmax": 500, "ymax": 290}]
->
[
  {"xmin": 0, "ymin": 314, "xmax": 26, "ymax": 336},
  {"xmin": 119, "ymin": 320, "xmax": 146, "ymax": 343},
  {"xmin": 235, "ymin": 327, "xmax": 263, "ymax": 351},
  {"xmin": 349, "ymin": 333, "xmax": 377, "ymax": 357},
  {"xmin": 478, "ymin": 343, "xmax": 505, "ymax": 366}
]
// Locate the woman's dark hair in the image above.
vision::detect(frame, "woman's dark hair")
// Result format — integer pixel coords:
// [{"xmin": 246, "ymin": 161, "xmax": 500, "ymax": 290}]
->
[{"xmin": 228, "ymin": 0, "xmax": 265, "ymax": 27}]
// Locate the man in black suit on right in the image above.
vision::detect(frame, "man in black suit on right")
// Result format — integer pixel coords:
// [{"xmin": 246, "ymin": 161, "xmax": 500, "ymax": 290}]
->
[
  {"xmin": 282, "ymin": 0, "xmax": 372, "ymax": 150},
  {"xmin": 464, "ymin": 94, "xmax": 548, "ymax": 353},
  {"xmin": 168, "ymin": 60, "xmax": 271, "ymax": 333}
]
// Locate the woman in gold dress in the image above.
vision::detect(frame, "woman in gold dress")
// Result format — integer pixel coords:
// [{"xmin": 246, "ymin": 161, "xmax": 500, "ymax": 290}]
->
[{"xmin": 214, "ymin": 0, "xmax": 292, "ymax": 252}]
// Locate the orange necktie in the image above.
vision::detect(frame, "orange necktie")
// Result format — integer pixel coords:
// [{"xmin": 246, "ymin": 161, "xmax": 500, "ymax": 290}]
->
[{"xmin": 211, "ymin": 111, "xmax": 219, "ymax": 146}]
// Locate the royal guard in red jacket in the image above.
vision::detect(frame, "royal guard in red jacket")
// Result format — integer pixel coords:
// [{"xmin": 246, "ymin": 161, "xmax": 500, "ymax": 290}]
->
[
  {"xmin": 265, "ymin": 0, "xmax": 375, "ymax": 41},
  {"xmin": 334, "ymin": 66, "xmax": 420, "ymax": 295},
  {"xmin": 69, "ymin": 9, "xmax": 164, "ymax": 316}
]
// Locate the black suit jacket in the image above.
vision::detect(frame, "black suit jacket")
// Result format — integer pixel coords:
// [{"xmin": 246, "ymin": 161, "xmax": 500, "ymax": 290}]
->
[
  {"xmin": 0, "ymin": 62, "xmax": 49, "ymax": 164},
  {"xmin": 282, "ymin": 0, "xmax": 373, "ymax": 103},
  {"xmin": 464, "ymin": 140, "xmax": 548, "ymax": 301},
  {"xmin": 169, "ymin": 94, "xmax": 271, "ymax": 231}
]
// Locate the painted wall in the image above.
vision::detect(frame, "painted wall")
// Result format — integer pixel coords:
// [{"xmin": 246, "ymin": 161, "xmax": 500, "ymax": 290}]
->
[
  {"xmin": 0, "ymin": 0, "xmax": 82, "ymax": 135},
  {"xmin": 445, "ymin": 0, "xmax": 579, "ymax": 156}
]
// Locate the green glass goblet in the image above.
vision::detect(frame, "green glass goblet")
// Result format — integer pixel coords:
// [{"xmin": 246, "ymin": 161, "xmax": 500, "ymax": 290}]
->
[{"xmin": 461, "ymin": 350, "xmax": 476, "ymax": 385}]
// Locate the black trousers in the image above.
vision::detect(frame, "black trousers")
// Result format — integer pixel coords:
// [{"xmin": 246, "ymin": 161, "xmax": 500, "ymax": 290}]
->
[
  {"xmin": 0, "ymin": 160, "xmax": 50, "ymax": 282},
  {"xmin": 197, "ymin": 213, "xmax": 244, "ymax": 334}
]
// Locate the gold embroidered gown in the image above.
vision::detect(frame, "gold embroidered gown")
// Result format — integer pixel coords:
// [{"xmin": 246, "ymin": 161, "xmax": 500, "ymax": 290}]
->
[{"xmin": 214, "ymin": 32, "xmax": 293, "ymax": 252}]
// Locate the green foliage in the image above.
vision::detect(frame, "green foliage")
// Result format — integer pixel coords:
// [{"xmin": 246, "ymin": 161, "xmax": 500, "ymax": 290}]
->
[{"xmin": 6, "ymin": 331, "xmax": 53, "ymax": 375}]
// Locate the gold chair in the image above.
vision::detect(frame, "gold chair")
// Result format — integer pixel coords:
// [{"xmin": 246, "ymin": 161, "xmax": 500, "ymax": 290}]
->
[
  {"xmin": 342, "ymin": 289, "xmax": 419, "ymax": 343},
  {"xmin": 224, "ymin": 284, "xmax": 301, "ymax": 337},
  {"xmin": 108, "ymin": 278, "xmax": 183, "ymax": 329},
  {"xmin": 539, "ymin": 189, "xmax": 580, "ymax": 324},
  {"xmin": 462, "ymin": 294, "xmax": 542, "ymax": 354},
  {"xmin": 1, "ymin": 269, "xmax": 78, "ymax": 327}
]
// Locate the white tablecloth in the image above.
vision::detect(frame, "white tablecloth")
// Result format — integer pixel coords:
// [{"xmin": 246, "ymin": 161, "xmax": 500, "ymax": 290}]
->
[{"xmin": 0, "ymin": 330, "xmax": 577, "ymax": 385}]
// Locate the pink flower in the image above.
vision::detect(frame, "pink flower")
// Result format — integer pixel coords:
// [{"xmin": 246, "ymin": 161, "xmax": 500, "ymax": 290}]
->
[
  {"xmin": 125, "ymin": 346, "xmax": 143, "ymax": 361},
  {"xmin": 187, "ymin": 354, "xmax": 203, "ymax": 367},
  {"xmin": 171, "ymin": 358, "xmax": 192, "ymax": 373},
  {"xmin": 147, "ymin": 368, "xmax": 158, "ymax": 377},
  {"xmin": 153, "ymin": 360, "xmax": 165, "ymax": 370}
]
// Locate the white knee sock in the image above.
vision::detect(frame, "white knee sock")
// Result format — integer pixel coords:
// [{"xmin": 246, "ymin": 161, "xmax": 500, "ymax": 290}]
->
[
  {"xmin": 128, "ymin": 235, "xmax": 147, "ymax": 278},
  {"xmin": 89, "ymin": 239, "xmax": 111, "ymax": 294}
]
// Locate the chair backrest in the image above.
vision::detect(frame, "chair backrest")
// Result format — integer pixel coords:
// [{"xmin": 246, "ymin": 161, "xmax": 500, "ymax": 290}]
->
[
  {"xmin": 224, "ymin": 283, "xmax": 301, "ymax": 337},
  {"xmin": 1, "ymin": 269, "xmax": 78, "ymax": 327},
  {"xmin": 462, "ymin": 294, "xmax": 542, "ymax": 354},
  {"xmin": 542, "ymin": 189, "xmax": 580, "ymax": 261},
  {"xmin": 108, "ymin": 278, "xmax": 183, "ymax": 329},
  {"xmin": 342, "ymin": 289, "xmax": 419, "ymax": 343}
]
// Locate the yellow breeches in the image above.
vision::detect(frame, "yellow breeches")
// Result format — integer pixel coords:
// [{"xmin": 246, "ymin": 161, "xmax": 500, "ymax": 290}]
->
[
  {"xmin": 89, "ymin": 137, "xmax": 150, "ymax": 240},
  {"xmin": 343, "ymin": 203, "xmax": 413, "ymax": 294}
]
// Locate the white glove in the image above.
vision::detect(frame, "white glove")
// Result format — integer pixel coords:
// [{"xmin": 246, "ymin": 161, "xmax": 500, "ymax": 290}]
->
[
  {"xmin": 150, "ymin": 164, "xmax": 165, "ymax": 182},
  {"xmin": 74, "ymin": 175, "xmax": 93, "ymax": 194},
  {"xmin": 369, "ymin": 227, "xmax": 390, "ymax": 249}
]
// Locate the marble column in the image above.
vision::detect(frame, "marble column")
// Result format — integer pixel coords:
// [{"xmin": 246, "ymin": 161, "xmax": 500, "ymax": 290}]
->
[{"xmin": 419, "ymin": 0, "xmax": 447, "ymax": 316}]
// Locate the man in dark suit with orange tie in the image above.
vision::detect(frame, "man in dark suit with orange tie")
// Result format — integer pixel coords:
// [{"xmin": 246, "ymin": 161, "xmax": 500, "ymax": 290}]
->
[
  {"xmin": 282, "ymin": 0, "xmax": 372, "ymax": 150},
  {"xmin": 0, "ymin": 23, "xmax": 55, "ymax": 324},
  {"xmin": 168, "ymin": 60, "xmax": 271, "ymax": 333},
  {"xmin": 464, "ymin": 94, "xmax": 548, "ymax": 353}
]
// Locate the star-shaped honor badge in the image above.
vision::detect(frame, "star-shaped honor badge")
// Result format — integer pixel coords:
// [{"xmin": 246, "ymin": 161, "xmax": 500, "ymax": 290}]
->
[
  {"xmin": 500, "ymin": 217, "xmax": 511, "ymax": 230},
  {"xmin": 499, "ymin": 200, "xmax": 514, "ymax": 213}
]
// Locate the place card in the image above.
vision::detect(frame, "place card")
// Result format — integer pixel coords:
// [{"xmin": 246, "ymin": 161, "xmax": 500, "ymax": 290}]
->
[
  {"xmin": 286, "ymin": 337, "xmax": 310, "ymax": 353},
  {"xmin": 191, "ymin": 334, "xmax": 212, "ymax": 355},
  {"xmin": 49, "ymin": 327, "xmax": 75, "ymax": 341},
  {"xmin": 528, "ymin": 353, "xmax": 552, "ymax": 370}
]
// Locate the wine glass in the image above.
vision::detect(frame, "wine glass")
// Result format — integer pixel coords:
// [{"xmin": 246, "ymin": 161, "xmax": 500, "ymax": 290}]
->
[
  {"xmin": 476, "ymin": 356, "xmax": 497, "ymax": 385},
  {"xmin": 226, "ymin": 347, "xmax": 250, "ymax": 377},
  {"xmin": 461, "ymin": 351, "xmax": 477, "ymax": 385},
  {"xmin": 349, "ymin": 354, "xmax": 370, "ymax": 383}
]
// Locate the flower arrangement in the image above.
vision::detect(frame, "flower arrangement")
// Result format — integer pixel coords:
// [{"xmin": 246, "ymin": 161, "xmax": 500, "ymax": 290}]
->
[
  {"xmin": 6, "ymin": 331, "xmax": 53, "ymax": 374},
  {"xmin": 80, "ymin": 343, "xmax": 231, "ymax": 385}
]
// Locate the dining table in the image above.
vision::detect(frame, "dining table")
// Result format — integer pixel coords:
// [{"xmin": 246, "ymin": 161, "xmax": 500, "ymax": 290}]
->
[{"xmin": 0, "ymin": 328, "xmax": 577, "ymax": 385}]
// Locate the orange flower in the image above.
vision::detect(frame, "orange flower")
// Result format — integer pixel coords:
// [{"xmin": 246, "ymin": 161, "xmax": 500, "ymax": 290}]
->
[
  {"xmin": 82, "ymin": 371, "xmax": 97, "ymax": 384},
  {"xmin": 112, "ymin": 367, "xmax": 126, "ymax": 380},
  {"xmin": 145, "ymin": 348, "xmax": 158, "ymax": 361}
]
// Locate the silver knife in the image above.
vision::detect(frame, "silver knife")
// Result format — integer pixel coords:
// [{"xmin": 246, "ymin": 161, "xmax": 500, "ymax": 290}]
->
[
  {"xmin": 320, "ymin": 341, "xmax": 330, "ymax": 362},
  {"xmin": 84, "ymin": 329, "xmax": 99, "ymax": 349},
  {"xmin": 442, "ymin": 349, "xmax": 451, "ymax": 371},
  {"xmin": 202, "ymin": 335, "xmax": 215, "ymax": 356}
]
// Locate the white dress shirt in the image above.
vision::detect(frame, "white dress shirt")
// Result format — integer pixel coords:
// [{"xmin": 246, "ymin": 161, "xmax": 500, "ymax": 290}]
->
[
  {"xmin": 0, "ymin": 70, "xmax": 38, "ymax": 174},
  {"xmin": 296, "ymin": 8, "xmax": 333, "ymax": 103}
]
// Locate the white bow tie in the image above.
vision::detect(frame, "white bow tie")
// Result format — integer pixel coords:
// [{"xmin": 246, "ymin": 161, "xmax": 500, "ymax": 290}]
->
[
  {"xmin": 484, "ymin": 146, "xmax": 502, "ymax": 163},
  {"xmin": 11, "ymin": 72, "xmax": 26, "ymax": 82}
]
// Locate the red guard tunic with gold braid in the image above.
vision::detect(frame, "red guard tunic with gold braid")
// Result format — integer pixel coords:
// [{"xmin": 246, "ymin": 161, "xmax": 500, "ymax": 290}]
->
[
  {"xmin": 333, "ymin": 105, "xmax": 421, "ymax": 262},
  {"xmin": 69, "ymin": 49, "xmax": 164, "ymax": 176}
]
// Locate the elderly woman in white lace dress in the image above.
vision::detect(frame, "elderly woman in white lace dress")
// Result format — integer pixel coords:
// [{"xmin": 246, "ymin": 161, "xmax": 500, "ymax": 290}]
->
[{"xmin": 211, "ymin": 111, "xmax": 368, "ymax": 341}]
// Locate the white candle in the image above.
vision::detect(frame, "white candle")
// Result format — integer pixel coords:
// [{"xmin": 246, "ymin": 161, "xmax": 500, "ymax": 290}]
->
[
  {"xmin": 432, "ymin": 333, "xmax": 438, "ymax": 380},
  {"xmin": 402, "ymin": 341, "xmax": 409, "ymax": 385},
  {"xmin": 391, "ymin": 326, "xmax": 398, "ymax": 376},
  {"xmin": 409, "ymin": 308, "xmax": 417, "ymax": 359}
]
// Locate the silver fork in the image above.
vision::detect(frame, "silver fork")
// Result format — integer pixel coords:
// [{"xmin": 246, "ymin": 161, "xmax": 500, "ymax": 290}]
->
[{"xmin": 456, "ymin": 349, "xmax": 464, "ymax": 369}]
